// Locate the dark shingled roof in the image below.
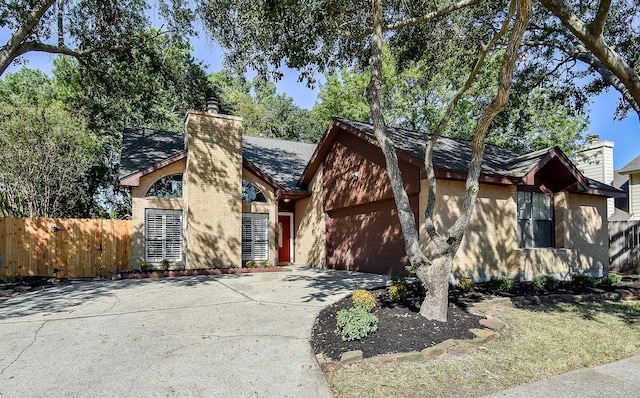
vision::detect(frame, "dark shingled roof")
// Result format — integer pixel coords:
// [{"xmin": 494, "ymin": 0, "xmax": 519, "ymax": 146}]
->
[
  {"xmin": 119, "ymin": 127, "xmax": 316, "ymax": 191},
  {"xmin": 619, "ymin": 154, "xmax": 640, "ymax": 174},
  {"xmin": 612, "ymin": 171, "xmax": 629, "ymax": 189},
  {"xmin": 337, "ymin": 118, "xmax": 527, "ymax": 177},
  {"xmin": 119, "ymin": 127, "xmax": 185, "ymax": 179},
  {"xmin": 120, "ymin": 119, "xmax": 621, "ymax": 197},
  {"xmin": 335, "ymin": 119, "xmax": 623, "ymax": 196},
  {"xmin": 242, "ymin": 135, "xmax": 317, "ymax": 191}
]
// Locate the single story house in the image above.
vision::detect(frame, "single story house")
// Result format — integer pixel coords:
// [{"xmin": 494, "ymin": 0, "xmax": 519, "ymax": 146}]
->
[{"xmin": 119, "ymin": 106, "xmax": 624, "ymax": 281}]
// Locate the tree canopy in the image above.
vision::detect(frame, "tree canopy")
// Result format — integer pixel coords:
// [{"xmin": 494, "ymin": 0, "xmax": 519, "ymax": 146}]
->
[
  {"xmin": 0, "ymin": 68, "xmax": 103, "ymax": 217},
  {"xmin": 210, "ymin": 71, "xmax": 323, "ymax": 142},
  {"xmin": 313, "ymin": 45, "xmax": 588, "ymax": 157},
  {"xmin": 0, "ymin": 0, "xmax": 195, "ymax": 75}
]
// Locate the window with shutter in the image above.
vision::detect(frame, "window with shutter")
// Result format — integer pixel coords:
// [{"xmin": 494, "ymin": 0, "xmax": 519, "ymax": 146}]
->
[
  {"xmin": 241, "ymin": 213, "xmax": 269, "ymax": 262},
  {"xmin": 145, "ymin": 209, "xmax": 183, "ymax": 262}
]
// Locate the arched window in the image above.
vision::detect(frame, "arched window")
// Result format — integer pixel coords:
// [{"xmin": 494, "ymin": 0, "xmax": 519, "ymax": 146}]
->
[
  {"xmin": 146, "ymin": 174, "xmax": 183, "ymax": 198},
  {"xmin": 242, "ymin": 179, "xmax": 267, "ymax": 202}
]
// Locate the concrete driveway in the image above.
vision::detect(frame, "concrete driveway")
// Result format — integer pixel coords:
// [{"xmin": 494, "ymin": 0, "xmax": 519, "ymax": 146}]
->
[{"xmin": 0, "ymin": 267, "xmax": 385, "ymax": 398}]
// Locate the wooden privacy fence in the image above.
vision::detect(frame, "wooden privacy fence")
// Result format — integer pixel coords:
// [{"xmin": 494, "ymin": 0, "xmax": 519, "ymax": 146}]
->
[
  {"xmin": 0, "ymin": 217, "xmax": 132, "ymax": 278},
  {"xmin": 609, "ymin": 220, "xmax": 640, "ymax": 273}
]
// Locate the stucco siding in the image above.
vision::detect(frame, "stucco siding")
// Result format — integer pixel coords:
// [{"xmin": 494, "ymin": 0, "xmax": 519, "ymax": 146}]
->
[
  {"xmin": 567, "ymin": 193, "xmax": 608, "ymax": 275},
  {"xmin": 242, "ymin": 169, "xmax": 278, "ymax": 265},
  {"xmin": 130, "ymin": 159, "xmax": 186, "ymax": 268},
  {"xmin": 295, "ymin": 165, "xmax": 325, "ymax": 266},
  {"xmin": 419, "ymin": 179, "xmax": 518, "ymax": 282},
  {"xmin": 184, "ymin": 111, "xmax": 243, "ymax": 268}
]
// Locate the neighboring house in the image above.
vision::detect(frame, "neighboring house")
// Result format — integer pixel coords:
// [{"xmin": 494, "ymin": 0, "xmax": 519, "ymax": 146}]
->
[
  {"xmin": 612, "ymin": 155, "xmax": 640, "ymax": 221},
  {"xmin": 119, "ymin": 106, "xmax": 623, "ymax": 281},
  {"xmin": 576, "ymin": 138, "xmax": 640, "ymax": 221},
  {"xmin": 571, "ymin": 138, "xmax": 640, "ymax": 273}
]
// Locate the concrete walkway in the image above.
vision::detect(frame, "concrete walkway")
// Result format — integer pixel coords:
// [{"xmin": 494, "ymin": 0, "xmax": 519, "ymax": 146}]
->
[
  {"xmin": 484, "ymin": 355, "xmax": 640, "ymax": 398},
  {"xmin": 0, "ymin": 267, "xmax": 385, "ymax": 398}
]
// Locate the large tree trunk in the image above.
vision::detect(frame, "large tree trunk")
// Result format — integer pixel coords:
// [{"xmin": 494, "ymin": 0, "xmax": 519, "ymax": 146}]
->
[
  {"xmin": 416, "ymin": 255, "xmax": 454, "ymax": 320},
  {"xmin": 365, "ymin": 0, "xmax": 429, "ymax": 271},
  {"xmin": 366, "ymin": 0, "xmax": 532, "ymax": 322}
]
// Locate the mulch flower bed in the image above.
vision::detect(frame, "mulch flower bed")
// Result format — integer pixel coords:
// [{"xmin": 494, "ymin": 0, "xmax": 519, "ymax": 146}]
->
[
  {"xmin": 311, "ymin": 276, "xmax": 640, "ymax": 362},
  {"xmin": 310, "ymin": 283, "xmax": 484, "ymax": 361}
]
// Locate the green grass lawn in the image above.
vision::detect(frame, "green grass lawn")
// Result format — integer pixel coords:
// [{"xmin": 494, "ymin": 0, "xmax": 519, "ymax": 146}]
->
[{"xmin": 326, "ymin": 301, "xmax": 640, "ymax": 398}]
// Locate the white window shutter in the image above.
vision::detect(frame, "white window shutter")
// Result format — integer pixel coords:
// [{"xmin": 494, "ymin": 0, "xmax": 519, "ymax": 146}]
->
[
  {"xmin": 241, "ymin": 214, "xmax": 269, "ymax": 262},
  {"xmin": 145, "ymin": 209, "xmax": 183, "ymax": 263}
]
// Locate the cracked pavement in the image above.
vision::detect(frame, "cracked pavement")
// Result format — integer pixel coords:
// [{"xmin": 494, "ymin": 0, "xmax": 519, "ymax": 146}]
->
[{"xmin": 0, "ymin": 268, "xmax": 385, "ymax": 398}]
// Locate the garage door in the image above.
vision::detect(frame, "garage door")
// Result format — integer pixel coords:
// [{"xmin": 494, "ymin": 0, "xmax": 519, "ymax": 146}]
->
[{"xmin": 325, "ymin": 198, "xmax": 417, "ymax": 274}]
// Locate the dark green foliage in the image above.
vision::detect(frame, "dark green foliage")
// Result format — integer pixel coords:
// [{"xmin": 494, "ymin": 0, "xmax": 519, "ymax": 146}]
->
[
  {"xmin": 0, "ymin": 69, "xmax": 104, "ymax": 218},
  {"xmin": 160, "ymin": 259, "xmax": 171, "ymax": 271},
  {"xmin": 532, "ymin": 275, "xmax": 559, "ymax": 291},
  {"xmin": 1, "ymin": 0, "xmax": 195, "ymax": 75},
  {"xmin": 53, "ymin": 31, "xmax": 215, "ymax": 218},
  {"xmin": 489, "ymin": 276, "xmax": 515, "ymax": 292},
  {"xmin": 571, "ymin": 274, "xmax": 596, "ymax": 288},
  {"xmin": 388, "ymin": 273, "xmax": 407, "ymax": 285},
  {"xmin": 335, "ymin": 306, "xmax": 379, "ymax": 341},
  {"xmin": 599, "ymin": 274, "xmax": 622, "ymax": 287},
  {"xmin": 209, "ymin": 72, "xmax": 324, "ymax": 142}
]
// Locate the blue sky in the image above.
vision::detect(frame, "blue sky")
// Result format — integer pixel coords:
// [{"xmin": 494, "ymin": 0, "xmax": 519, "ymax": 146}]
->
[{"xmin": 2, "ymin": 30, "xmax": 638, "ymax": 170}]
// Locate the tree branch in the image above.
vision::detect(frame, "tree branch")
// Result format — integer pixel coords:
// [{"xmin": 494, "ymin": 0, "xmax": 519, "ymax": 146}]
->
[
  {"xmin": 0, "ymin": 0, "xmax": 57, "ymax": 75},
  {"xmin": 13, "ymin": 41, "xmax": 127, "ymax": 59},
  {"xmin": 589, "ymin": 0, "xmax": 611, "ymax": 37},
  {"xmin": 539, "ymin": 0, "xmax": 640, "ymax": 120},
  {"xmin": 341, "ymin": 0, "xmax": 483, "ymax": 40},
  {"xmin": 523, "ymin": 38, "xmax": 640, "ymax": 115},
  {"xmin": 385, "ymin": 0, "xmax": 483, "ymax": 32},
  {"xmin": 424, "ymin": 0, "xmax": 516, "ymax": 252},
  {"xmin": 448, "ymin": 0, "xmax": 532, "ymax": 243}
]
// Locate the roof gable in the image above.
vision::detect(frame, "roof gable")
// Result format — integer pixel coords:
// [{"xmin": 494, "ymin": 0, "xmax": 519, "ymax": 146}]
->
[
  {"xmin": 119, "ymin": 127, "xmax": 185, "ymax": 180},
  {"xmin": 300, "ymin": 118, "xmax": 624, "ymax": 198},
  {"xmin": 119, "ymin": 126, "xmax": 316, "ymax": 192}
]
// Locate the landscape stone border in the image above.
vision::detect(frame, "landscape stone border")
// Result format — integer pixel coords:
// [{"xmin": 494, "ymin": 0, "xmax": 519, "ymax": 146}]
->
[{"xmin": 319, "ymin": 290, "xmax": 640, "ymax": 371}]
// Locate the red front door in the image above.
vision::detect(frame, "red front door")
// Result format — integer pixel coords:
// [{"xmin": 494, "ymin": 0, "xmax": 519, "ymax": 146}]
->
[{"xmin": 278, "ymin": 215, "xmax": 291, "ymax": 262}]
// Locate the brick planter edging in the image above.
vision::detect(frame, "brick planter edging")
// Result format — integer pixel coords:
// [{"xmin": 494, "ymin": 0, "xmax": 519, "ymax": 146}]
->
[{"xmin": 109, "ymin": 267, "xmax": 284, "ymax": 281}]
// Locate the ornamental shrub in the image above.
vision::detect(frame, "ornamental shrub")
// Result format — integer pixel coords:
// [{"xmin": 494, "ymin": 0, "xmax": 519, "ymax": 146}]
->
[
  {"xmin": 458, "ymin": 277, "xmax": 474, "ymax": 292},
  {"xmin": 571, "ymin": 273, "xmax": 596, "ymax": 288},
  {"xmin": 352, "ymin": 289, "xmax": 377, "ymax": 311},
  {"xmin": 335, "ymin": 306, "xmax": 379, "ymax": 341},
  {"xmin": 389, "ymin": 274, "xmax": 407, "ymax": 285},
  {"xmin": 489, "ymin": 276, "xmax": 515, "ymax": 292},
  {"xmin": 160, "ymin": 259, "xmax": 171, "ymax": 271},
  {"xmin": 533, "ymin": 275, "xmax": 559, "ymax": 291},
  {"xmin": 258, "ymin": 260, "xmax": 269, "ymax": 268},
  {"xmin": 1, "ymin": 272, "xmax": 21, "ymax": 283},
  {"xmin": 598, "ymin": 274, "xmax": 622, "ymax": 287},
  {"xmin": 245, "ymin": 260, "xmax": 256, "ymax": 268},
  {"xmin": 388, "ymin": 283, "xmax": 408, "ymax": 301}
]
